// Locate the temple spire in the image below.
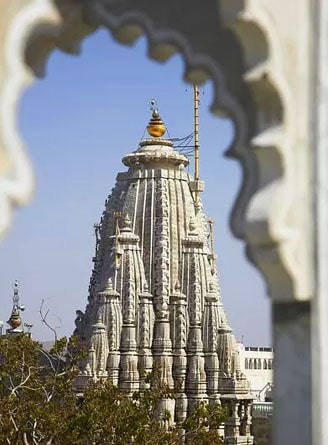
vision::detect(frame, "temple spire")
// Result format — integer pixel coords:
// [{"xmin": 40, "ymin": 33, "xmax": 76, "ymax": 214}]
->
[
  {"xmin": 75, "ymin": 98, "xmax": 253, "ymax": 443},
  {"xmin": 113, "ymin": 211, "xmax": 122, "ymax": 269}
]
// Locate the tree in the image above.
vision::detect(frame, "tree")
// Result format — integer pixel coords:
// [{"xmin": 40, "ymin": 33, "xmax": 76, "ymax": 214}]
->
[
  {"xmin": 70, "ymin": 377, "xmax": 226, "ymax": 445},
  {"xmin": 68, "ymin": 377, "xmax": 178, "ymax": 445},
  {"xmin": 0, "ymin": 335, "xmax": 225, "ymax": 444},
  {"xmin": 0, "ymin": 334, "xmax": 78, "ymax": 444}
]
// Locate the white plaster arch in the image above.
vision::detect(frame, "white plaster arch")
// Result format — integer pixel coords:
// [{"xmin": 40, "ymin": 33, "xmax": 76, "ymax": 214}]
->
[
  {"xmin": 0, "ymin": 0, "xmax": 311, "ymax": 307},
  {"xmin": 0, "ymin": 0, "xmax": 96, "ymax": 239}
]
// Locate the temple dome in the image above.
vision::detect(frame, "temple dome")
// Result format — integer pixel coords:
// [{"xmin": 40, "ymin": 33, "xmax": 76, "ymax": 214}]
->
[
  {"xmin": 122, "ymin": 138, "xmax": 189, "ymax": 169},
  {"xmin": 123, "ymin": 103, "xmax": 189, "ymax": 169}
]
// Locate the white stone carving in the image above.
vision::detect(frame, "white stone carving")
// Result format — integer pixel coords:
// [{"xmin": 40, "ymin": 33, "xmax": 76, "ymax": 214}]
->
[
  {"xmin": 0, "ymin": 0, "xmax": 96, "ymax": 237},
  {"xmin": 73, "ymin": 131, "xmax": 252, "ymax": 440}
]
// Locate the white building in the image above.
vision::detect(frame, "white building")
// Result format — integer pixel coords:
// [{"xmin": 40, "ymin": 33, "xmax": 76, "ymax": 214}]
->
[{"xmin": 237, "ymin": 343, "xmax": 273, "ymax": 402}]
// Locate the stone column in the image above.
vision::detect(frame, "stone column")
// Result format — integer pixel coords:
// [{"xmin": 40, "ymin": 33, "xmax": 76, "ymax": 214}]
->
[
  {"xmin": 183, "ymin": 221, "xmax": 207, "ymax": 414},
  {"xmin": 272, "ymin": 302, "xmax": 311, "ymax": 445},
  {"xmin": 138, "ymin": 283, "xmax": 154, "ymax": 390},
  {"xmin": 202, "ymin": 283, "xmax": 220, "ymax": 405},
  {"xmin": 98, "ymin": 279, "xmax": 121, "ymax": 386},
  {"xmin": 170, "ymin": 282, "xmax": 188, "ymax": 423},
  {"xmin": 90, "ymin": 320, "xmax": 109, "ymax": 379},
  {"xmin": 152, "ymin": 176, "xmax": 174, "ymax": 422},
  {"xmin": 118, "ymin": 250, "xmax": 139, "ymax": 395}
]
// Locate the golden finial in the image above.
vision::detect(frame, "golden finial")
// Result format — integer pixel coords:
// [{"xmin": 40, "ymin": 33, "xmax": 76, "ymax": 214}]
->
[
  {"xmin": 147, "ymin": 100, "xmax": 166, "ymax": 138},
  {"xmin": 8, "ymin": 308, "xmax": 21, "ymax": 329}
]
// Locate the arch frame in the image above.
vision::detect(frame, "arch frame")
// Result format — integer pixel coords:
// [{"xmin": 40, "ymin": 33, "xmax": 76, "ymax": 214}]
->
[
  {"xmin": 0, "ymin": 2, "xmax": 318, "ymax": 444},
  {"xmin": 0, "ymin": 0, "xmax": 313, "ymax": 305}
]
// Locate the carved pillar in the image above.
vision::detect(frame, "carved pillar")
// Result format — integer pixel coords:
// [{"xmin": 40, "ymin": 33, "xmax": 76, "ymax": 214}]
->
[
  {"xmin": 239, "ymin": 403, "xmax": 246, "ymax": 437},
  {"xmin": 242, "ymin": 402, "xmax": 252, "ymax": 438},
  {"xmin": 138, "ymin": 282, "xmax": 154, "ymax": 390},
  {"xmin": 152, "ymin": 177, "xmax": 174, "ymax": 421},
  {"xmin": 83, "ymin": 344, "xmax": 96, "ymax": 378},
  {"xmin": 170, "ymin": 281, "xmax": 188, "ymax": 423},
  {"xmin": 98, "ymin": 278, "xmax": 121, "ymax": 386},
  {"xmin": 224, "ymin": 401, "xmax": 242, "ymax": 445},
  {"xmin": 217, "ymin": 322, "xmax": 234, "ymax": 378},
  {"xmin": 202, "ymin": 281, "xmax": 220, "ymax": 404},
  {"xmin": 183, "ymin": 220, "xmax": 207, "ymax": 414},
  {"xmin": 224, "ymin": 401, "xmax": 234, "ymax": 439},
  {"xmin": 90, "ymin": 320, "xmax": 109, "ymax": 378},
  {"xmin": 119, "ymin": 250, "xmax": 139, "ymax": 395}
]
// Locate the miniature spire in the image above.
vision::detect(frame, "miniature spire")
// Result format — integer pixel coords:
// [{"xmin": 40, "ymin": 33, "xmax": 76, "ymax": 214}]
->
[
  {"xmin": 147, "ymin": 100, "xmax": 166, "ymax": 138},
  {"xmin": 121, "ymin": 213, "xmax": 132, "ymax": 231},
  {"xmin": 188, "ymin": 215, "xmax": 197, "ymax": 233},
  {"xmin": 7, "ymin": 281, "xmax": 24, "ymax": 333},
  {"xmin": 209, "ymin": 280, "xmax": 216, "ymax": 293},
  {"xmin": 113, "ymin": 211, "xmax": 122, "ymax": 269},
  {"xmin": 93, "ymin": 222, "xmax": 101, "ymax": 256},
  {"xmin": 174, "ymin": 280, "xmax": 181, "ymax": 292},
  {"xmin": 143, "ymin": 280, "xmax": 149, "ymax": 292},
  {"xmin": 104, "ymin": 277, "xmax": 114, "ymax": 292}
]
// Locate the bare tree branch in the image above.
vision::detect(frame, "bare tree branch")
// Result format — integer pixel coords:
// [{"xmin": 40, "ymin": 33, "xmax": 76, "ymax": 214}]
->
[
  {"xmin": 23, "ymin": 432, "xmax": 30, "ymax": 445},
  {"xmin": 39, "ymin": 299, "xmax": 58, "ymax": 345}
]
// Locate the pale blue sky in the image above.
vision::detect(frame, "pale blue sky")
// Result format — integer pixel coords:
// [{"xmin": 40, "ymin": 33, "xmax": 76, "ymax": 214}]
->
[{"xmin": 0, "ymin": 30, "xmax": 271, "ymax": 345}]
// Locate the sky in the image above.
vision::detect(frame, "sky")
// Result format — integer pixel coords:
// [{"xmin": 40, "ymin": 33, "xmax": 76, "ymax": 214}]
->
[{"xmin": 0, "ymin": 30, "xmax": 271, "ymax": 345}]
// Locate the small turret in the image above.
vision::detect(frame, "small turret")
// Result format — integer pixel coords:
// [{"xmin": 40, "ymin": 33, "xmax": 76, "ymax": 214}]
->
[{"xmin": 7, "ymin": 281, "xmax": 24, "ymax": 335}]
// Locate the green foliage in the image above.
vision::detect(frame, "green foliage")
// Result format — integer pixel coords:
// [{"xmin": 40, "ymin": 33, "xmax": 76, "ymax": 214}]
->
[
  {"xmin": 68, "ymin": 378, "xmax": 179, "ymax": 445},
  {"xmin": 0, "ymin": 334, "xmax": 78, "ymax": 445},
  {"xmin": 182, "ymin": 401, "xmax": 227, "ymax": 444},
  {"xmin": 67, "ymin": 378, "xmax": 225, "ymax": 445},
  {"xmin": 0, "ymin": 335, "xmax": 225, "ymax": 444}
]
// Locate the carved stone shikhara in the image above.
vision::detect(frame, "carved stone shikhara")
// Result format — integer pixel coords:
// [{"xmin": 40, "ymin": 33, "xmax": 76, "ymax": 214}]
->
[{"xmin": 75, "ymin": 132, "xmax": 253, "ymax": 443}]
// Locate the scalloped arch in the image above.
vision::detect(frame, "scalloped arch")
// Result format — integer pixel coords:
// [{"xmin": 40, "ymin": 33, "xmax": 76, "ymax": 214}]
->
[{"xmin": 1, "ymin": 0, "xmax": 307, "ymax": 303}]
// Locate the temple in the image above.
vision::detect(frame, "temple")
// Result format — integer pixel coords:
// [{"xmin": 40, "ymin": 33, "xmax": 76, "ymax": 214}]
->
[{"xmin": 74, "ymin": 101, "xmax": 253, "ymax": 444}]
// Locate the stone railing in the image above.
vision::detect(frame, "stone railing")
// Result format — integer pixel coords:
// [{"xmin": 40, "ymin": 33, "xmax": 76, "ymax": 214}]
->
[{"xmin": 252, "ymin": 402, "xmax": 273, "ymax": 418}]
